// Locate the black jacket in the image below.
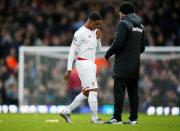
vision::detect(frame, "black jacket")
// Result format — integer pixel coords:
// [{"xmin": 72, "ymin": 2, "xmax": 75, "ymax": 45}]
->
[{"xmin": 105, "ymin": 13, "xmax": 145, "ymax": 79}]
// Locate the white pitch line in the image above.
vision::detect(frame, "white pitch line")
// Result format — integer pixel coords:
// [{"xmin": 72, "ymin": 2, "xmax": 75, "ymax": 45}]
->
[{"xmin": 45, "ymin": 119, "xmax": 59, "ymax": 123}]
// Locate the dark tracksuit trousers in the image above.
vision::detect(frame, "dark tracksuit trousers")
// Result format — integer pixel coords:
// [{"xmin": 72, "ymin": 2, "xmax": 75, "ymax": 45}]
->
[{"xmin": 113, "ymin": 78, "xmax": 139, "ymax": 121}]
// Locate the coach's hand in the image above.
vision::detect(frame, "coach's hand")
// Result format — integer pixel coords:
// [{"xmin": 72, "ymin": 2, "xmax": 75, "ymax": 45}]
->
[
  {"xmin": 104, "ymin": 54, "xmax": 109, "ymax": 60},
  {"xmin": 96, "ymin": 29, "xmax": 101, "ymax": 39},
  {"xmin": 64, "ymin": 70, "xmax": 72, "ymax": 81}
]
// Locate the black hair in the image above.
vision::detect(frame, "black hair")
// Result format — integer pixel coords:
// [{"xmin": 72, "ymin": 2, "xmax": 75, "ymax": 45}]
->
[{"xmin": 88, "ymin": 12, "xmax": 102, "ymax": 21}]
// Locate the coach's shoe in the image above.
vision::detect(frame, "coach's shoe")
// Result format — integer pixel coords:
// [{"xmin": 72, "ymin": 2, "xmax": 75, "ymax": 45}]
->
[
  {"xmin": 91, "ymin": 118, "xmax": 104, "ymax": 124},
  {"xmin": 123, "ymin": 119, "xmax": 138, "ymax": 125},
  {"xmin": 59, "ymin": 111, "xmax": 72, "ymax": 123},
  {"xmin": 104, "ymin": 118, "xmax": 122, "ymax": 124}
]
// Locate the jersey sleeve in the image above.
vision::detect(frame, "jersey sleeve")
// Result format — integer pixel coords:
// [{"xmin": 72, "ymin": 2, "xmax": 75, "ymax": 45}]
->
[
  {"xmin": 67, "ymin": 32, "xmax": 81, "ymax": 70},
  {"xmin": 67, "ymin": 43, "xmax": 78, "ymax": 70}
]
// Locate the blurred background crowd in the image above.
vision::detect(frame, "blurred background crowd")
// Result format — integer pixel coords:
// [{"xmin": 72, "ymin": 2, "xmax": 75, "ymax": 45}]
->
[{"xmin": 0, "ymin": 0, "xmax": 180, "ymax": 112}]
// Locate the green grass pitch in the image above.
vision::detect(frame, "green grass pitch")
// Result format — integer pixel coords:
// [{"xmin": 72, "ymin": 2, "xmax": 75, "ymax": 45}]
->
[{"xmin": 0, "ymin": 113, "xmax": 180, "ymax": 131}]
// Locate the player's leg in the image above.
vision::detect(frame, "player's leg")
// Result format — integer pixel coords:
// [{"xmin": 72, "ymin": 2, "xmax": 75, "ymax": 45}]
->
[
  {"xmin": 67, "ymin": 92, "xmax": 88, "ymax": 113},
  {"xmin": 88, "ymin": 89, "xmax": 98, "ymax": 120},
  {"xmin": 82, "ymin": 88, "xmax": 103, "ymax": 124},
  {"xmin": 86, "ymin": 79, "xmax": 103, "ymax": 124},
  {"xmin": 87, "ymin": 62, "xmax": 103, "ymax": 123},
  {"xmin": 60, "ymin": 92, "xmax": 87, "ymax": 123}
]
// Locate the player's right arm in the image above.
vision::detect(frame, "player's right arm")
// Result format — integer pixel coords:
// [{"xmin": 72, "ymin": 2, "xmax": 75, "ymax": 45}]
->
[
  {"xmin": 64, "ymin": 33, "xmax": 80, "ymax": 81},
  {"xmin": 64, "ymin": 44, "xmax": 77, "ymax": 81}
]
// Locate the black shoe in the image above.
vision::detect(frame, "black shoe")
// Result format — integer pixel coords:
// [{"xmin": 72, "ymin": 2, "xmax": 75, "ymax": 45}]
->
[
  {"xmin": 104, "ymin": 118, "xmax": 122, "ymax": 125},
  {"xmin": 123, "ymin": 119, "xmax": 138, "ymax": 125}
]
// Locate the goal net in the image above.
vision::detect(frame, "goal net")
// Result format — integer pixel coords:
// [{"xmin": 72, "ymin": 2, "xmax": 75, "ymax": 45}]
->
[{"xmin": 18, "ymin": 46, "xmax": 180, "ymax": 113}]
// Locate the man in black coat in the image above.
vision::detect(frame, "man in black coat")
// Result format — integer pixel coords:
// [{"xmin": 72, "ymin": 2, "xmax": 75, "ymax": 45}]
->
[{"xmin": 104, "ymin": 2, "xmax": 145, "ymax": 124}]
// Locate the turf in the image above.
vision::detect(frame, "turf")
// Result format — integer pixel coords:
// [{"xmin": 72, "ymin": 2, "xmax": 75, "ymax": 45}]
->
[{"xmin": 0, "ymin": 113, "xmax": 180, "ymax": 131}]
